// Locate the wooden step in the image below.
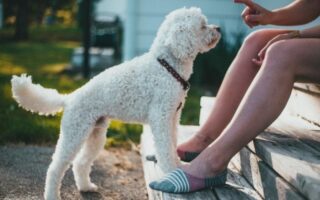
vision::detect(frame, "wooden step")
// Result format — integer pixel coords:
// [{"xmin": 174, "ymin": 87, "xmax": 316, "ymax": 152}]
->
[
  {"xmin": 199, "ymin": 97, "xmax": 216, "ymax": 125},
  {"xmin": 246, "ymin": 113, "xmax": 320, "ymax": 200},
  {"xmin": 231, "ymin": 148, "xmax": 305, "ymax": 200},
  {"xmin": 200, "ymin": 96, "xmax": 320, "ymax": 200},
  {"xmin": 286, "ymin": 83, "xmax": 320, "ymax": 126},
  {"xmin": 141, "ymin": 125, "xmax": 262, "ymax": 200},
  {"xmin": 176, "ymin": 122, "xmax": 316, "ymax": 200},
  {"xmin": 214, "ymin": 162, "xmax": 262, "ymax": 200},
  {"xmin": 294, "ymin": 83, "xmax": 320, "ymax": 95},
  {"xmin": 178, "ymin": 126, "xmax": 262, "ymax": 200}
]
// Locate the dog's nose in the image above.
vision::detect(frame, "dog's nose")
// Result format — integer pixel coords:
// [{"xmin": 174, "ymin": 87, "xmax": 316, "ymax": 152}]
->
[{"xmin": 216, "ymin": 27, "xmax": 221, "ymax": 33}]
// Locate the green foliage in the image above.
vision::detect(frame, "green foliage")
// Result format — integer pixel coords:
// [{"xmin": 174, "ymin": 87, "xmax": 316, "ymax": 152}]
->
[
  {"xmin": 192, "ymin": 31, "xmax": 245, "ymax": 87},
  {"xmin": 0, "ymin": 25, "xmax": 81, "ymax": 42},
  {"xmin": 3, "ymin": 0, "xmax": 78, "ymax": 26},
  {"xmin": 181, "ymin": 31, "xmax": 245, "ymax": 125},
  {"xmin": 180, "ymin": 87, "xmax": 204, "ymax": 125},
  {"xmin": 106, "ymin": 121, "xmax": 143, "ymax": 148}
]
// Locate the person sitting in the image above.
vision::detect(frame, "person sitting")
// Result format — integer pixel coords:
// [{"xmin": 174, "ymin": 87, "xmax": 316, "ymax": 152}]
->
[{"xmin": 150, "ymin": 0, "xmax": 320, "ymax": 193}]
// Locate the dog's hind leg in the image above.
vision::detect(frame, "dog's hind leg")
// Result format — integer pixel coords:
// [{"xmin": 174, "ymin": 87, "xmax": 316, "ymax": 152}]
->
[
  {"xmin": 44, "ymin": 112, "xmax": 95, "ymax": 200},
  {"xmin": 73, "ymin": 117, "xmax": 108, "ymax": 192}
]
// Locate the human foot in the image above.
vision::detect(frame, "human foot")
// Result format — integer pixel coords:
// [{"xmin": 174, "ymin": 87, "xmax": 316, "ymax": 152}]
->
[
  {"xmin": 177, "ymin": 133, "xmax": 214, "ymax": 162},
  {"xmin": 177, "ymin": 149, "xmax": 200, "ymax": 162},
  {"xmin": 149, "ymin": 168, "xmax": 227, "ymax": 193}
]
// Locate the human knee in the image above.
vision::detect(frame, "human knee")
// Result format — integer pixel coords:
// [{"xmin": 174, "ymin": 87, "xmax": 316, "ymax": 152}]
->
[
  {"xmin": 243, "ymin": 29, "xmax": 270, "ymax": 48},
  {"xmin": 262, "ymin": 41, "xmax": 294, "ymax": 72},
  {"xmin": 265, "ymin": 41, "xmax": 292, "ymax": 64}
]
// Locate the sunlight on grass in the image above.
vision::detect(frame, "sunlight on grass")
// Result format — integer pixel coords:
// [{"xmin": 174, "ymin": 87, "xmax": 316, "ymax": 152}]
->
[
  {"xmin": 0, "ymin": 54, "xmax": 27, "ymax": 75},
  {"xmin": 55, "ymin": 41, "xmax": 80, "ymax": 48},
  {"xmin": 41, "ymin": 63, "xmax": 68, "ymax": 74},
  {"xmin": 106, "ymin": 120, "xmax": 143, "ymax": 148},
  {"xmin": 0, "ymin": 65, "xmax": 26, "ymax": 75}
]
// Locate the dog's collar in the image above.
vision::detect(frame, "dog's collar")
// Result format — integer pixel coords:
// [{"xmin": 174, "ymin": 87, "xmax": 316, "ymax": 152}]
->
[{"xmin": 157, "ymin": 58, "xmax": 190, "ymax": 91}]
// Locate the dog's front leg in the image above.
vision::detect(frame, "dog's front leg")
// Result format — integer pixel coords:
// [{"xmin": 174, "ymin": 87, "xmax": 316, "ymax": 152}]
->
[{"xmin": 149, "ymin": 111, "xmax": 179, "ymax": 173}]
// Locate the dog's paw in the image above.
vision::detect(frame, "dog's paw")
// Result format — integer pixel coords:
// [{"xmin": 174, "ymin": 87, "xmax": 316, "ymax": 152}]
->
[
  {"xmin": 79, "ymin": 183, "xmax": 99, "ymax": 192},
  {"xmin": 146, "ymin": 155, "xmax": 157, "ymax": 163}
]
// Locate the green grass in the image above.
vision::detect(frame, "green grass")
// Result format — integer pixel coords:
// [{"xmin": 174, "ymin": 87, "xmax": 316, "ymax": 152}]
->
[
  {"xmin": 0, "ymin": 24, "xmax": 81, "ymax": 43},
  {"xmin": 0, "ymin": 25, "xmax": 206, "ymax": 147},
  {"xmin": 0, "ymin": 29, "xmax": 85, "ymax": 145}
]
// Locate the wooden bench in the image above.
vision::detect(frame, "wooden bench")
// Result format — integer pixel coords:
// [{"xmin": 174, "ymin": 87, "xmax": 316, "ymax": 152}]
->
[{"xmin": 140, "ymin": 83, "xmax": 320, "ymax": 200}]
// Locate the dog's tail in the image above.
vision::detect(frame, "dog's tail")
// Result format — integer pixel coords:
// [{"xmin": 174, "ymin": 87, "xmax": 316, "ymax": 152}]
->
[{"xmin": 11, "ymin": 74, "xmax": 66, "ymax": 116}]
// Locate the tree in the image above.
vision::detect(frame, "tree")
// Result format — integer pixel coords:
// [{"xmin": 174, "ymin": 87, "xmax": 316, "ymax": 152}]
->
[
  {"xmin": 3, "ymin": 0, "xmax": 78, "ymax": 40},
  {"xmin": 14, "ymin": 0, "xmax": 29, "ymax": 40}
]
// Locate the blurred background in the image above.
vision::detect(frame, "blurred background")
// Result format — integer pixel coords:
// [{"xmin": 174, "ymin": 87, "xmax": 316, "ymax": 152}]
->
[{"xmin": 0, "ymin": 0, "xmax": 319, "ymax": 147}]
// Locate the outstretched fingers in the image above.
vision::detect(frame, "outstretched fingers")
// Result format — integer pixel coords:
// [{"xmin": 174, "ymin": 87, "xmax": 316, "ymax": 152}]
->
[
  {"xmin": 234, "ymin": 0, "xmax": 257, "ymax": 9},
  {"xmin": 235, "ymin": 0, "xmax": 270, "ymax": 26}
]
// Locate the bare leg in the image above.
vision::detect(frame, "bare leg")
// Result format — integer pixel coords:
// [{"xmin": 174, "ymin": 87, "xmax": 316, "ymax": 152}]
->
[
  {"xmin": 182, "ymin": 38, "xmax": 320, "ymax": 177},
  {"xmin": 73, "ymin": 117, "xmax": 108, "ymax": 192},
  {"xmin": 178, "ymin": 29, "xmax": 291, "ymax": 153}
]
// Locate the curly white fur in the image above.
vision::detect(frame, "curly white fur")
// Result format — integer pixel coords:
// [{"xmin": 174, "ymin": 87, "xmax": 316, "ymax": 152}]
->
[
  {"xmin": 11, "ymin": 74, "xmax": 65, "ymax": 115},
  {"xmin": 11, "ymin": 7, "xmax": 220, "ymax": 200}
]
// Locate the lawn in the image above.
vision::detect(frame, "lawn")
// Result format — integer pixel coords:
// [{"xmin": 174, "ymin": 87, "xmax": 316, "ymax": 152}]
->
[{"xmin": 0, "ymin": 25, "xmax": 204, "ymax": 147}]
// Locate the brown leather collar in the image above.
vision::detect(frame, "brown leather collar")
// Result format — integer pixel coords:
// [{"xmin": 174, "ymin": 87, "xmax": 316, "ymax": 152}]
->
[{"xmin": 157, "ymin": 58, "xmax": 190, "ymax": 91}]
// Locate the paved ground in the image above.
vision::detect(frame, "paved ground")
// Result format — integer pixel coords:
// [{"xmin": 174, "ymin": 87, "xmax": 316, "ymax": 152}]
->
[{"xmin": 0, "ymin": 145, "xmax": 147, "ymax": 200}]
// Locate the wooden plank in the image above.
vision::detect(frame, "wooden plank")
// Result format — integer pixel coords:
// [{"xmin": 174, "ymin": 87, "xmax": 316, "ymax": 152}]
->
[
  {"xmin": 141, "ymin": 126, "xmax": 218, "ymax": 200},
  {"xmin": 269, "ymin": 111, "xmax": 320, "ymax": 153},
  {"xmin": 286, "ymin": 89, "xmax": 320, "ymax": 126},
  {"xmin": 213, "ymin": 162, "xmax": 263, "ymax": 200},
  {"xmin": 294, "ymin": 83, "xmax": 320, "ymax": 95},
  {"xmin": 199, "ymin": 97, "xmax": 216, "ymax": 125},
  {"xmin": 177, "ymin": 125, "xmax": 201, "ymax": 144},
  {"xmin": 231, "ymin": 148, "xmax": 305, "ymax": 200},
  {"xmin": 247, "ymin": 131, "xmax": 320, "ymax": 200}
]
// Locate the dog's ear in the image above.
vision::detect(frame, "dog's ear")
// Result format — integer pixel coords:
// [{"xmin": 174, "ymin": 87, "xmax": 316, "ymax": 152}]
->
[{"xmin": 164, "ymin": 23, "xmax": 196, "ymax": 61}]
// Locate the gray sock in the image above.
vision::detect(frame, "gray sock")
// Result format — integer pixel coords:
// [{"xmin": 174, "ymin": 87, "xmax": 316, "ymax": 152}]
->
[
  {"xmin": 149, "ymin": 168, "xmax": 227, "ymax": 193},
  {"xmin": 177, "ymin": 149, "xmax": 200, "ymax": 162}
]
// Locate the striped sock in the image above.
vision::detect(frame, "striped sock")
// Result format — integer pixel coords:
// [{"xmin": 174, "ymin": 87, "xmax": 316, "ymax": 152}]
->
[{"xmin": 149, "ymin": 168, "xmax": 227, "ymax": 193}]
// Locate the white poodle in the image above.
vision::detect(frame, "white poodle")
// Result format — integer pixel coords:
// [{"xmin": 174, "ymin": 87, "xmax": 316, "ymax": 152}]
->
[{"xmin": 11, "ymin": 7, "xmax": 220, "ymax": 200}]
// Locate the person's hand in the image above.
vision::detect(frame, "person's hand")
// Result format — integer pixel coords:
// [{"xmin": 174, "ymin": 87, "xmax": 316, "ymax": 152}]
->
[
  {"xmin": 252, "ymin": 32, "xmax": 298, "ymax": 65},
  {"xmin": 234, "ymin": 0, "xmax": 273, "ymax": 28}
]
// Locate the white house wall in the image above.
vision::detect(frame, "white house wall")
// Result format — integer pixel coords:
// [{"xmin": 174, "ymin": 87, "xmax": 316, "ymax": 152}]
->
[
  {"xmin": 96, "ymin": 0, "xmax": 127, "ymax": 19},
  {"xmin": 96, "ymin": 0, "xmax": 320, "ymax": 60},
  {"xmin": 125, "ymin": 0, "xmax": 244, "ymax": 59}
]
